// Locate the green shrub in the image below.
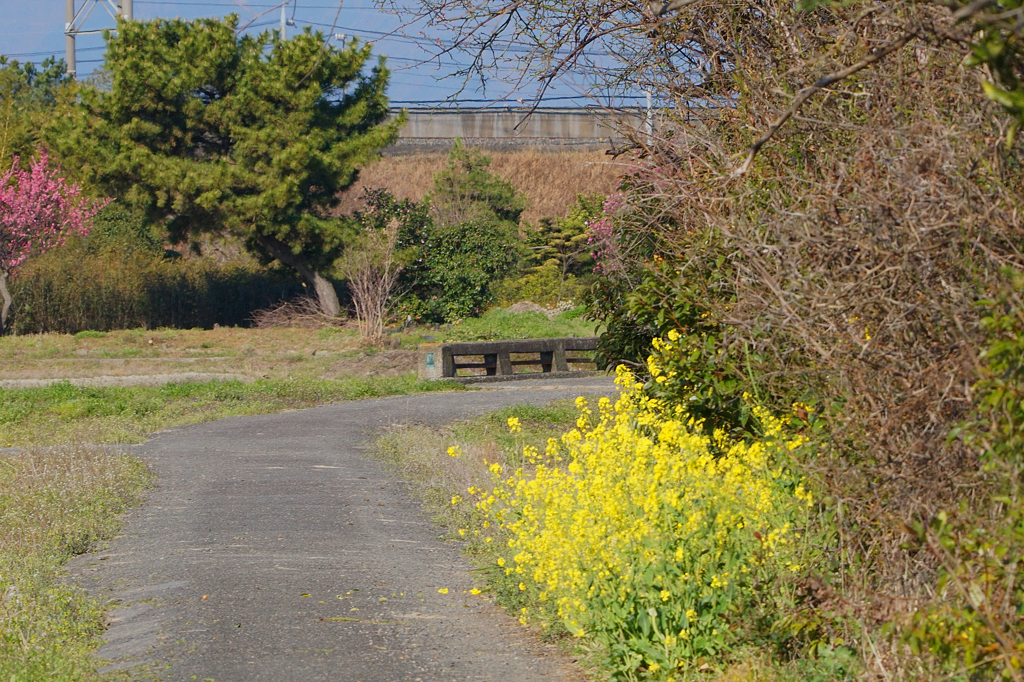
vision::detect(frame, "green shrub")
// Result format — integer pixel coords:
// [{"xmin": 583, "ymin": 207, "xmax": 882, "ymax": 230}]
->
[
  {"xmin": 494, "ymin": 263, "xmax": 584, "ymax": 307},
  {"xmin": 444, "ymin": 307, "xmax": 599, "ymax": 342},
  {"xmin": 362, "ymin": 184, "xmax": 522, "ymax": 323},
  {"xmin": 521, "ymin": 193, "xmax": 602, "ymax": 280},
  {"xmin": 84, "ymin": 204, "xmax": 164, "ymax": 257}
]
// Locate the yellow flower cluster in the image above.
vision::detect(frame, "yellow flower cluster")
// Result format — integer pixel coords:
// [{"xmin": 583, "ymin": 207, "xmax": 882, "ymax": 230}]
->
[{"xmin": 471, "ymin": 366, "xmax": 810, "ymax": 674}]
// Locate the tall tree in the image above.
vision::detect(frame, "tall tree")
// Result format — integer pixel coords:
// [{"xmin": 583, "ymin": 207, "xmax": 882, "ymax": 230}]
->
[
  {"xmin": 49, "ymin": 16, "xmax": 402, "ymax": 316},
  {"xmin": 0, "ymin": 56, "xmax": 71, "ymax": 165}
]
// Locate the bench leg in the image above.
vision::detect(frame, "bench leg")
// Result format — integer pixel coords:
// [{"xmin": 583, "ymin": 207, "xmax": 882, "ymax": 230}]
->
[
  {"xmin": 540, "ymin": 351, "xmax": 553, "ymax": 373},
  {"xmin": 553, "ymin": 347, "xmax": 569, "ymax": 372},
  {"xmin": 484, "ymin": 353, "xmax": 498, "ymax": 376},
  {"xmin": 442, "ymin": 349, "xmax": 456, "ymax": 377},
  {"xmin": 497, "ymin": 351, "xmax": 513, "ymax": 375}
]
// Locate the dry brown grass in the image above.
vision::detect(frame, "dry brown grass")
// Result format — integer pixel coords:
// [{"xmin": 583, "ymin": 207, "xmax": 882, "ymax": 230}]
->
[
  {"xmin": 337, "ymin": 149, "xmax": 623, "ymax": 224},
  {"xmin": 0, "ymin": 445, "xmax": 150, "ymax": 558}
]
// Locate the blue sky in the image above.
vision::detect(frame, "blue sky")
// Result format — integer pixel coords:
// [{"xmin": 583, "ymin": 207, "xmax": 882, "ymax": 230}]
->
[{"xmin": 0, "ymin": 0, "xmax": 618, "ymax": 106}]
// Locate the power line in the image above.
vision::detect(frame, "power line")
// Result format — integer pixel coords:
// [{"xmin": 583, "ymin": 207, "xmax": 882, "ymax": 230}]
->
[
  {"xmin": 135, "ymin": 1, "xmax": 381, "ymax": 7},
  {"xmin": 391, "ymin": 96, "xmax": 600, "ymax": 104},
  {"xmin": 2, "ymin": 46, "xmax": 104, "ymax": 60},
  {"xmin": 132, "ymin": 0, "xmax": 380, "ymax": 6},
  {"xmin": 300, "ymin": 19, "xmax": 615, "ymax": 58}
]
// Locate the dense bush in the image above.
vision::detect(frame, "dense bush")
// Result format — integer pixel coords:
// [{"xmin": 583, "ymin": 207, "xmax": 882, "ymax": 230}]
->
[
  {"xmin": 358, "ymin": 143, "xmax": 526, "ymax": 323},
  {"xmin": 10, "ymin": 252, "xmax": 301, "ymax": 334},
  {"xmin": 491, "ymin": 194, "xmax": 604, "ymax": 307},
  {"xmin": 493, "ymin": 264, "xmax": 584, "ymax": 307},
  {"xmin": 7, "ymin": 209, "xmax": 303, "ymax": 333},
  {"xmin": 895, "ymin": 274, "xmax": 1024, "ymax": 678}
]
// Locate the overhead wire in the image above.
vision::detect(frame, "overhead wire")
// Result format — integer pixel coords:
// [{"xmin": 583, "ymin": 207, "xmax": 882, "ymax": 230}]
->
[{"xmin": 4, "ymin": 1, "xmax": 624, "ymax": 102}]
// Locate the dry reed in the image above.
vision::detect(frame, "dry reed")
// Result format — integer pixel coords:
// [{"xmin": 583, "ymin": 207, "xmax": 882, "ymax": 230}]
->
[{"xmin": 336, "ymin": 149, "xmax": 622, "ymax": 224}]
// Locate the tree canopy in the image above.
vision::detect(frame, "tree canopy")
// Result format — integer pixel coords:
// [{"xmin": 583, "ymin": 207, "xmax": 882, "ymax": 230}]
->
[
  {"xmin": 0, "ymin": 56, "xmax": 71, "ymax": 165},
  {"xmin": 48, "ymin": 16, "xmax": 403, "ymax": 315}
]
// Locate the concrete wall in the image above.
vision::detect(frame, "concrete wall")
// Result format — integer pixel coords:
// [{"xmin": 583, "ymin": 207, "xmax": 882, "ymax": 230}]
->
[
  {"xmin": 386, "ymin": 107, "xmax": 645, "ymax": 152},
  {"xmin": 393, "ymin": 107, "xmax": 641, "ymax": 139}
]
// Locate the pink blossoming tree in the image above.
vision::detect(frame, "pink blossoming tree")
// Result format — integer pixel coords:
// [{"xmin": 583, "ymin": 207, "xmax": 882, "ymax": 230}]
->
[{"xmin": 0, "ymin": 150, "xmax": 108, "ymax": 334}]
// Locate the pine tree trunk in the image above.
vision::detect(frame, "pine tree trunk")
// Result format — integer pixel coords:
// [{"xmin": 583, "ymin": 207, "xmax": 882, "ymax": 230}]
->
[
  {"xmin": 310, "ymin": 270, "xmax": 341, "ymax": 318},
  {"xmin": 0, "ymin": 269, "xmax": 11, "ymax": 336},
  {"xmin": 256, "ymin": 235, "xmax": 341, "ymax": 318}
]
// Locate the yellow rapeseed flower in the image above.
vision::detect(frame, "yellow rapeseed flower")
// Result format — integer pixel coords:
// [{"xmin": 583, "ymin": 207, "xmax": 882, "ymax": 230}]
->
[{"xmin": 474, "ymin": 363, "xmax": 809, "ymax": 673}]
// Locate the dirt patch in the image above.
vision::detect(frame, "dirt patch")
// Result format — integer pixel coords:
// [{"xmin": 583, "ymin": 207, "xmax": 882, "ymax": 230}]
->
[
  {"xmin": 323, "ymin": 350, "xmax": 419, "ymax": 379},
  {"xmin": 503, "ymin": 301, "xmax": 555, "ymax": 318}
]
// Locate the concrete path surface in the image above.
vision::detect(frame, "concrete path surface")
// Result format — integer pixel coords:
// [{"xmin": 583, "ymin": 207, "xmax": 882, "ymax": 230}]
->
[{"xmin": 67, "ymin": 377, "xmax": 615, "ymax": 682}]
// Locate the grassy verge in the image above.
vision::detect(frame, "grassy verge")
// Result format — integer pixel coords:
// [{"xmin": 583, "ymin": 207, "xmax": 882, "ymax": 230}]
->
[
  {"xmin": 0, "ymin": 444, "xmax": 152, "ymax": 680},
  {"xmin": 440, "ymin": 307, "xmax": 599, "ymax": 343},
  {"xmin": 0, "ymin": 374, "xmax": 463, "ymax": 447}
]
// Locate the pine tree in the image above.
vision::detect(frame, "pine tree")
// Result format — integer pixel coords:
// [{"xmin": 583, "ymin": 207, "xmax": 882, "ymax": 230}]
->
[
  {"xmin": 0, "ymin": 56, "xmax": 71, "ymax": 165},
  {"xmin": 48, "ymin": 16, "xmax": 402, "ymax": 316}
]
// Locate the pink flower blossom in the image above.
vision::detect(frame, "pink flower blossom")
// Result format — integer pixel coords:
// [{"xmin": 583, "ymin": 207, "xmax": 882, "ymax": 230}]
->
[
  {"xmin": 586, "ymin": 195, "xmax": 626, "ymax": 273},
  {"xmin": 0, "ymin": 150, "xmax": 108, "ymax": 275}
]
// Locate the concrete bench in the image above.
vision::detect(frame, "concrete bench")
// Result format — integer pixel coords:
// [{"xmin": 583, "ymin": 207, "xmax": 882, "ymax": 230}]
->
[{"xmin": 419, "ymin": 337, "xmax": 600, "ymax": 382}]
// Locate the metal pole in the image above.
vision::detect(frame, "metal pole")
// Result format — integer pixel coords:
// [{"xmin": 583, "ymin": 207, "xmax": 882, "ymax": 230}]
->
[
  {"xmin": 122, "ymin": 0, "xmax": 132, "ymax": 20},
  {"xmin": 645, "ymin": 90, "xmax": 653, "ymax": 137},
  {"xmin": 65, "ymin": 0, "xmax": 76, "ymax": 78},
  {"xmin": 280, "ymin": 4, "xmax": 286, "ymax": 40}
]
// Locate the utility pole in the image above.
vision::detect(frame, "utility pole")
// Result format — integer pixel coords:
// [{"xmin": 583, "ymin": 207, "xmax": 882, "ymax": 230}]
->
[
  {"xmin": 66, "ymin": 0, "xmax": 76, "ymax": 78},
  {"xmin": 280, "ymin": 2, "xmax": 295, "ymax": 40},
  {"xmin": 64, "ymin": 0, "xmax": 133, "ymax": 79}
]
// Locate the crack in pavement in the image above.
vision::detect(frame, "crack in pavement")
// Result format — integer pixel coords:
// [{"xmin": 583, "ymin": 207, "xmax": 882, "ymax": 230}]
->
[{"xmin": 67, "ymin": 377, "xmax": 615, "ymax": 681}]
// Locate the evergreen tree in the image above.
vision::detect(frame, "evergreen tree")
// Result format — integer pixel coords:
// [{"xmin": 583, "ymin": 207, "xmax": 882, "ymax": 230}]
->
[
  {"xmin": 426, "ymin": 139, "xmax": 525, "ymax": 228},
  {"xmin": 403, "ymin": 141, "xmax": 524, "ymax": 320},
  {"xmin": 524, "ymin": 193, "xmax": 602, "ymax": 279},
  {"xmin": 48, "ymin": 16, "xmax": 402, "ymax": 316},
  {"xmin": 0, "ymin": 56, "xmax": 71, "ymax": 165}
]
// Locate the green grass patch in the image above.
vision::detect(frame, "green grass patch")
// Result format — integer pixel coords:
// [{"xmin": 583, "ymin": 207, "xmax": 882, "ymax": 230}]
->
[
  {"xmin": 440, "ymin": 308, "xmax": 600, "ymax": 342},
  {"xmin": 0, "ymin": 375, "xmax": 463, "ymax": 447},
  {"xmin": 0, "ymin": 445, "xmax": 152, "ymax": 680}
]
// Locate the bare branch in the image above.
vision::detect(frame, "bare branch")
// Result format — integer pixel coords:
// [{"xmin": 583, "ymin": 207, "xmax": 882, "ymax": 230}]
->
[{"xmin": 734, "ymin": 31, "xmax": 917, "ymax": 176}]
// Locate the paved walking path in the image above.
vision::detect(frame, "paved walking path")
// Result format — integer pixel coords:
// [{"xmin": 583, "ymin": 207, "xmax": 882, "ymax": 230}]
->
[{"xmin": 68, "ymin": 377, "xmax": 615, "ymax": 682}]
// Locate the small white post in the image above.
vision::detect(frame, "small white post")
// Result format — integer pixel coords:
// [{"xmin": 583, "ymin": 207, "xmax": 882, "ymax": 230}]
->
[{"xmin": 644, "ymin": 90, "xmax": 653, "ymax": 137}]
